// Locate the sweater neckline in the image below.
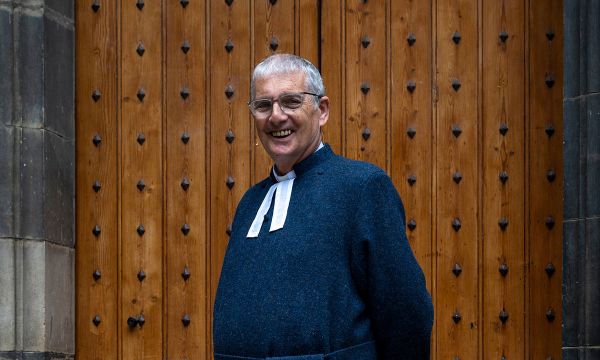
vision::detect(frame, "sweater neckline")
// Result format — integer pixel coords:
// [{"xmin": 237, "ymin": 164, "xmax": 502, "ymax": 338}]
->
[{"xmin": 269, "ymin": 143, "xmax": 334, "ymax": 182}]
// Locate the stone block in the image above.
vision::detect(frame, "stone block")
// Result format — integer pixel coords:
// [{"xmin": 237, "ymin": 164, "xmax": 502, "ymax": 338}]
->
[
  {"xmin": 21, "ymin": 240, "xmax": 45, "ymax": 351},
  {"xmin": 563, "ymin": 220, "xmax": 585, "ymax": 347},
  {"xmin": 43, "ymin": 243, "xmax": 74, "ymax": 354},
  {"xmin": 0, "ymin": 239, "xmax": 16, "ymax": 351},
  {"xmin": 43, "ymin": 15, "xmax": 74, "ymax": 140},
  {"xmin": 0, "ymin": 6, "xmax": 14, "ymax": 126},
  {"xmin": 584, "ymin": 218, "xmax": 600, "ymax": 346},
  {"xmin": 43, "ymin": 132, "xmax": 74, "ymax": 247},
  {"xmin": 563, "ymin": 0, "xmax": 580, "ymax": 98},
  {"xmin": 585, "ymin": 0, "xmax": 600, "ymax": 93},
  {"xmin": 563, "ymin": 98, "xmax": 581, "ymax": 220},
  {"xmin": 19, "ymin": 128, "xmax": 44, "ymax": 240},
  {"xmin": 15, "ymin": 8, "xmax": 44, "ymax": 128},
  {"xmin": 0, "ymin": 125, "xmax": 16, "ymax": 237},
  {"xmin": 585, "ymin": 93, "xmax": 600, "ymax": 217},
  {"xmin": 562, "ymin": 348, "xmax": 578, "ymax": 360},
  {"xmin": 45, "ymin": 0, "xmax": 73, "ymax": 19}
]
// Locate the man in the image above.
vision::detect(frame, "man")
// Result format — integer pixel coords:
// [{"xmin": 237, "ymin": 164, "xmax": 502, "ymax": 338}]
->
[{"xmin": 213, "ymin": 54, "xmax": 433, "ymax": 360}]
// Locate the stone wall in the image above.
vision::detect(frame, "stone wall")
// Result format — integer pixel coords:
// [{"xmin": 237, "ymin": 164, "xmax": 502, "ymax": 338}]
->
[
  {"xmin": 0, "ymin": 0, "xmax": 74, "ymax": 359},
  {"xmin": 563, "ymin": 1, "xmax": 600, "ymax": 359}
]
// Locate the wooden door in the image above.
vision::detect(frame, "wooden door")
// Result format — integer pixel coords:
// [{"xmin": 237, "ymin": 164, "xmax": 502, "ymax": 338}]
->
[{"xmin": 76, "ymin": 1, "xmax": 563, "ymax": 359}]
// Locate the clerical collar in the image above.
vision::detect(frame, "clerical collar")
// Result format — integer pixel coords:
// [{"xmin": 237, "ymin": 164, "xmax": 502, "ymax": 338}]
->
[{"xmin": 247, "ymin": 142, "xmax": 325, "ymax": 238}]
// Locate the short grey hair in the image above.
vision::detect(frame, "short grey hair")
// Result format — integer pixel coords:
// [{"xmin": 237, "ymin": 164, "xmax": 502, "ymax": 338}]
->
[{"xmin": 250, "ymin": 54, "xmax": 326, "ymax": 103}]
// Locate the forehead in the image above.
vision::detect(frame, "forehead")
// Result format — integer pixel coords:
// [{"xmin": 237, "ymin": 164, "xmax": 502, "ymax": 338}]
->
[{"xmin": 254, "ymin": 71, "xmax": 306, "ymax": 98}]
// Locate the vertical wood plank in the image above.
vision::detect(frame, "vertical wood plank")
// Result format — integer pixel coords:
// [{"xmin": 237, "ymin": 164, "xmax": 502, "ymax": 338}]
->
[
  {"xmin": 435, "ymin": 0, "xmax": 479, "ymax": 358},
  {"xmin": 389, "ymin": 0, "xmax": 433, "ymax": 291},
  {"xmin": 319, "ymin": 0, "xmax": 344, "ymax": 155},
  {"xmin": 298, "ymin": 0, "xmax": 319, "ymax": 66},
  {"xmin": 208, "ymin": 0, "xmax": 253, "ymax": 357},
  {"xmin": 76, "ymin": 0, "xmax": 119, "ymax": 358},
  {"xmin": 165, "ymin": 1, "xmax": 207, "ymax": 359},
  {"xmin": 253, "ymin": 0, "xmax": 296, "ymax": 181},
  {"xmin": 528, "ymin": 0, "xmax": 563, "ymax": 358},
  {"xmin": 481, "ymin": 0, "xmax": 526, "ymax": 359},
  {"xmin": 120, "ymin": 0, "xmax": 163, "ymax": 358},
  {"xmin": 345, "ymin": 0, "xmax": 387, "ymax": 169}
]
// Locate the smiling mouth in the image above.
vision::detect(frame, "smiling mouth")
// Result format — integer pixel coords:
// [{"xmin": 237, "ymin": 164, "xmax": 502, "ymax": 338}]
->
[{"xmin": 271, "ymin": 129, "xmax": 294, "ymax": 138}]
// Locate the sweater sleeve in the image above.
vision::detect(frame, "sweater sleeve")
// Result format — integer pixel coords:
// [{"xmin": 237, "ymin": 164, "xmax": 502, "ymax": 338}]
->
[{"xmin": 351, "ymin": 171, "xmax": 434, "ymax": 360}]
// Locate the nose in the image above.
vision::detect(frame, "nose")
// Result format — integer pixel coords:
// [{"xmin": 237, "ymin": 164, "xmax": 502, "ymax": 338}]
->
[{"xmin": 269, "ymin": 101, "xmax": 288, "ymax": 121}]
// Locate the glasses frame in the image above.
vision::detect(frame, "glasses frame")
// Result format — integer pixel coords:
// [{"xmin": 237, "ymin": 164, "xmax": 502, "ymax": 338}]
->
[{"xmin": 247, "ymin": 91, "xmax": 323, "ymax": 119}]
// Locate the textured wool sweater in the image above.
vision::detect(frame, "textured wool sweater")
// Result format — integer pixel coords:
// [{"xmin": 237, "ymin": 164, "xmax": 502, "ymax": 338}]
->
[{"xmin": 213, "ymin": 144, "xmax": 433, "ymax": 360}]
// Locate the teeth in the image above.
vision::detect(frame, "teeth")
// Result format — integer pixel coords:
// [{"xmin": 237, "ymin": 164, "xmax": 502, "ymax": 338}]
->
[{"xmin": 271, "ymin": 130, "xmax": 292, "ymax": 137}]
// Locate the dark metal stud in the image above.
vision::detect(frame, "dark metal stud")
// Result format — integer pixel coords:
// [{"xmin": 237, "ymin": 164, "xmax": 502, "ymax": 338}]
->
[
  {"xmin": 407, "ymin": 219, "xmax": 416, "ymax": 231},
  {"xmin": 407, "ymin": 127, "xmax": 416, "ymax": 139},
  {"xmin": 180, "ymin": 178, "xmax": 190, "ymax": 191},
  {"xmin": 181, "ymin": 40, "xmax": 190, "ymax": 54},
  {"xmin": 453, "ymin": 172, "xmax": 462, "ymax": 184},
  {"xmin": 451, "ymin": 124, "xmax": 462, "ymax": 138},
  {"xmin": 225, "ymin": 129, "xmax": 235, "ymax": 143},
  {"xmin": 181, "ymin": 223, "xmax": 190, "ymax": 236},
  {"xmin": 93, "ymin": 315, "xmax": 101, "ymax": 326},
  {"xmin": 452, "ymin": 263, "xmax": 462, "ymax": 277},
  {"xmin": 93, "ymin": 134, "xmax": 102, "ymax": 146},
  {"xmin": 499, "ymin": 309, "xmax": 509, "ymax": 324},
  {"xmin": 180, "ymin": 87, "xmax": 190, "ymax": 100},
  {"xmin": 547, "ymin": 169, "xmax": 556, "ymax": 182},
  {"xmin": 180, "ymin": 0, "xmax": 189, "ymax": 8},
  {"xmin": 451, "ymin": 79, "xmax": 461, "ymax": 91},
  {"xmin": 545, "ymin": 74, "xmax": 555, "ymax": 88},
  {"xmin": 226, "ymin": 176, "xmax": 235, "ymax": 190},
  {"xmin": 93, "ymin": 180, "xmax": 101, "ymax": 192},
  {"xmin": 182, "ymin": 314, "xmax": 191, "ymax": 327},
  {"xmin": 127, "ymin": 316, "xmax": 139, "ymax": 328},
  {"xmin": 499, "ymin": 31, "xmax": 509, "ymax": 43},
  {"xmin": 545, "ymin": 263, "xmax": 555, "ymax": 277},
  {"xmin": 499, "ymin": 171, "xmax": 509, "ymax": 184},
  {"xmin": 225, "ymin": 39, "xmax": 234, "ymax": 53},
  {"xmin": 452, "ymin": 311, "xmax": 461, "ymax": 324},
  {"xmin": 181, "ymin": 131, "xmax": 190, "ymax": 144},
  {"xmin": 362, "ymin": 128, "xmax": 371, "ymax": 141},
  {"xmin": 269, "ymin": 37, "xmax": 279, "ymax": 51},
  {"xmin": 546, "ymin": 29, "xmax": 555, "ymax": 41},
  {"xmin": 407, "ymin": 175, "xmax": 417, "ymax": 186},
  {"xmin": 360, "ymin": 83, "xmax": 370, "ymax": 94},
  {"xmin": 269, "ymin": 0, "xmax": 277, "ymax": 4},
  {"xmin": 137, "ymin": 133, "xmax": 146, "ymax": 145},
  {"xmin": 137, "ymin": 270, "xmax": 146, "ymax": 282},
  {"xmin": 361, "ymin": 36, "xmax": 371, "ymax": 48},
  {"xmin": 498, "ymin": 218, "xmax": 509, "ymax": 231},
  {"xmin": 93, "ymin": 269, "xmax": 101, "ymax": 281},
  {"xmin": 407, "ymin": 33, "xmax": 416, "ymax": 46},
  {"xmin": 136, "ymin": 0, "xmax": 144, "ymax": 10},
  {"xmin": 226, "ymin": 224, "xmax": 232, "ymax": 236},
  {"xmin": 225, "ymin": 85, "xmax": 234, "ymax": 99},
  {"xmin": 499, "ymin": 123, "xmax": 508, "ymax": 136},
  {"xmin": 407, "ymin": 80, "xmax": 416, "ymax": 93},
  {"xmin": 137, "ymin": 179, "xmax": 145, "ymax": 191},
  {"xmin": 93, "ymin": 225, "xmax": 101, "ymax": 237},
  {"xmin": 452, "ymin": 218, "xmax": 461, "ymax": 232},
  {"xmin": 91, "ymin": 0, "xmax": 100, "ymax": 13},
  {"xmin": 92, "ymin": 89, "xmax": 101, "ymax": 102},
  {"xmin": 137, "ymin": 88, "xmax": 146, "ymax": 102},
  {"xmin": 499, "ymin": 263, "xmax": 509, "ymax": 277},
  {"xmin": 452, "ymin": 31, "xmax": 461, "ymax": 44},
  {"xmin": 546, "ymin": 308, "xmax": 555, "ymax": 322},
  {"xmin": 181, "ymin": 266, "xmax": 191, "ymax": 281},
  {"xmin": 136, "ymin": 43, "xmax": 145, "ymax": 56},
  {"xmin": 137, "ymin": 225, "xmax": 145, "ymax": 236},
  {"xmin": 225, "ymin": 0, "xmax": 233, "ymax": 6},
  {"xmin": 545, "ymin": 216, "xmax": 555, "ymax": 229},
  {"xmin": 545, "ymin": 124, "xmax": 555, "ymax": 137}
]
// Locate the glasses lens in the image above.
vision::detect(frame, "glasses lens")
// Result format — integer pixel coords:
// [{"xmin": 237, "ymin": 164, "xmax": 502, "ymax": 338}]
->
[
  {"xmin": 279, "ymin": 93, "xmax": 304, "ymax": 111},
  {"xmin": 251, "ymin": 99, "xmax": 272, "ymax": 115}
]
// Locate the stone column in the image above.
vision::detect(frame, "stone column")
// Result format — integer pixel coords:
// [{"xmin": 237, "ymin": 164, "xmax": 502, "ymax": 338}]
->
[
  {"xmin": 563, "ymin": 0, "xmax": 600, "ymax": 359},
  {"xmin": 0, "ymin": 0, "xmax": 75, "ymax": 359}
]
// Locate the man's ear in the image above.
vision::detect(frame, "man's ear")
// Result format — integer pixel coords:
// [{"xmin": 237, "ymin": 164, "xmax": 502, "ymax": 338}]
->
[{"xmin": 318, "ymin": 96, "xmax": 330, "ymax": 127}]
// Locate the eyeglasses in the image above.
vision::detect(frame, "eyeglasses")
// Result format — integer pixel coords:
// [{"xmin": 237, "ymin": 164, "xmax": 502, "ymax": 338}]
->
[{"xmin": 248, "ymin": 92, "xmax": 322, "ymax": 118}]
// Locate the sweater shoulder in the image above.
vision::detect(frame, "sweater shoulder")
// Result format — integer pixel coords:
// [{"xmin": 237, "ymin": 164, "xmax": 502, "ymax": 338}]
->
[{"xmin": 328, "ymin": 155, "xmax": 389, "ymax": 184}]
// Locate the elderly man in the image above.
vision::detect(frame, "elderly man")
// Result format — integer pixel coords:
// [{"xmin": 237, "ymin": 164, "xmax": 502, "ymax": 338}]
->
[{"xmin": 213, "ymin": 54, "xmax": 433, "ymax": 360}]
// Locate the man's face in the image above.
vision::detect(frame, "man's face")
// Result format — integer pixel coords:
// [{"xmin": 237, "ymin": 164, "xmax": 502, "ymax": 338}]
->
[{"xmin": 252, "ymin": 71, "xmax": 329, "ymax": 173}]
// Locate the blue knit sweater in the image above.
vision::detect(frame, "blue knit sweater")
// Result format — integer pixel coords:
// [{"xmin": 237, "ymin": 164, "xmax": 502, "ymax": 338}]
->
[{"xmin": 213, "ymin": 145, "xmax": 433, "ymax": 359}]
